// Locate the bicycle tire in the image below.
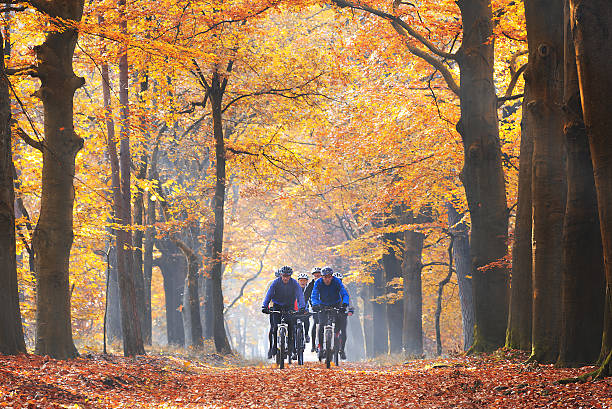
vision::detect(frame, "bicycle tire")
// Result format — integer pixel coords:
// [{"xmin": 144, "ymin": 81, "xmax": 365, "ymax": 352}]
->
[
  {"xmin": 333, "ymin": 332, "xmax": 340, "ymax": 367},
  {"xmin": 279, "ymin": 330, "xmax": 286, "ymax": 369},
  {"xmin": 325, "ymin": 329, "xmax": 332, "ymax": 369},
  {"xmin": 296, "ymin": 325, "xmax": 304, "ymax": 365}
]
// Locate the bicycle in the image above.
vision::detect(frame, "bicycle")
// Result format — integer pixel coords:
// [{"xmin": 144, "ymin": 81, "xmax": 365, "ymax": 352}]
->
[
  {"xmin": 264, "ymin": 309, "xmax": 305, "ymax": 369},
  {"xmin": 293, "ymin": 311, "xmax": 310, "ymax": 365},
  {"xmin": 318, "ymin": 306, "xmax": 343, "ymax": 369}
]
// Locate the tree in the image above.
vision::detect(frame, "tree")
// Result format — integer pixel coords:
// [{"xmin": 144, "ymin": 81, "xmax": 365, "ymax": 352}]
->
[
  {"xmin": 556, "ymin": 0, "xmax": 604, "ymax": 367},
  {"xmin": 330, "ymin": 0, "xmax": 511, "ymax": 352},
  {"xmin": 0, "ymin": 29, "xmax": 26, "ymax": 355},
  {"xmin": 24, "ymin": 0, "xmax": 86, "ymax": 359},
  {"xmin": 506, "ymin": 90, "xmax": 533, "ymax": 352},
  {"xmin": 569, "ymin": 0, "xmax": 612, "ymax": 378}
]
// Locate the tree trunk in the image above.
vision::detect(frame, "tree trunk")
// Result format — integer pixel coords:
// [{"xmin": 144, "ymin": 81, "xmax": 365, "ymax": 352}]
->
[
  {"xmin": 346, "ymin": 283, "xmax": 365, "ymax": 360},
  {"xmin": 362, "ymin": 285, "xmax": 374, "ymax": 358},
  {"xmin": 133, "ymin": 158, "xmax": 147, "ymax": 343},
  {"xmin": 569, "ymin": 0, "xmax": 612, "ymax": 377},
  {"xmin": 371, "ymin": 262, "xmax": 388, "ymax": 356},
  {"xmin": 506, "ymin": 91, "xmax": 534, "ymax": 351},
  {"xmin": 116, "ymin": 0, "xmax": 144, "ymax": 356},
  {"xmin": 0, "ymin": 31, "xmax": 26, "ymax": 354},
  {"xmin": 557, "ymin": 0, "xmax": 604, "ymax": 367},
  {"xmin": 106, "ymin": 246, "xmax": 122, "ymax": 342},
  {"xmin": 447, "ymin": 204, "xmax": 474, "ymax": 351},
  {"xmin": 402, "ymin": 220, "xmax": 424, "ymax": 357},
  {"xmin": 209, "ymin": 74, "xmax": 231, "ymax": 354},
  {"xmin": 524, "ymin": 0, "xmax": 567, "ymax": 364},
  {"xmin": 382, "ymin": 210, "xmax": 404, "ymax": 354},
  {"xmin": 455, "ymin": 0, "xmax": 509, "ymax": 353},
  {"xmin": 179, "ymin": 242, "xmax": 203, "ymax": 348},
  {"xmin": 158, "ymin": 239, "xmax": 186, "ymax": 346},
  {"xmin": 142, "ymin": 188, "xmax": 155, "ymax": 345},
  {"xmin": 32, "ymin": 0, "xmax": 85, "ymax": 359},
  {"xmin": 435, "ymin": 236, "xmax": 454, "ymax": 356}
]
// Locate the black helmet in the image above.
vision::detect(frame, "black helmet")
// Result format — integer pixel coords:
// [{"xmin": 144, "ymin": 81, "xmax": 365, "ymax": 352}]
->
[
  {"xmin": 279, "ymin": 266, "xmax": 293, "ymax": 276},
  {"xmin": 321, "ymin": 266, "xmax": 333, "ymax": 276}
]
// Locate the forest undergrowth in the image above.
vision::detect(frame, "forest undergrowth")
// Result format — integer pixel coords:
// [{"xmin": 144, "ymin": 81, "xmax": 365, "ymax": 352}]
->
[{"xmin": 0, "ymin": 349, "xmax": 610, "ymax": 408}]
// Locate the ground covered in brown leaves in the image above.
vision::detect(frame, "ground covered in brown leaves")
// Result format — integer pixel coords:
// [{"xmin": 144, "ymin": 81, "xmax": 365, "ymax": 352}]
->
[{"xmin": 1, "ymin": 350, "xmax": 610, "ymax": 408}]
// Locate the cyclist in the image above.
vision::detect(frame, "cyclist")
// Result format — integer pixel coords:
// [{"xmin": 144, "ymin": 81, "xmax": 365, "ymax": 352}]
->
[
  {"xmin": 305, "ymin": 267, "xmax": 322, "ymax": 350},
  {"xmin": 261, "ymin": 266, "xmax": 306, "ymax": 359},
  {"xmin": 311, "ymin": 266, "xmax": 350, "ymax": 360},
  {"xmin": 296, "ymin": 272, "xmax": 311, "ymax": 343}
]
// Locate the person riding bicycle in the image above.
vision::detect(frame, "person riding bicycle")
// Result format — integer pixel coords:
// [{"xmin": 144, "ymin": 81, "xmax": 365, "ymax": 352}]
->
[
  {"xmin": 261, "ymin": 266, "xmax": 306, "ymax": 359},
  {"xmin": 305, "ymin": 267, "xmax": 322, "ymax": 350},
  {"xmin": 296, "ymin": 272, "xmax": 311, "ymax": 343},
  {"xmin": 332, "ymin": 270, "xmax": 354, "ymax": 359},
  {"xmin": 311, "ymin": 266, "xmax": 350, "ymax": 360}
]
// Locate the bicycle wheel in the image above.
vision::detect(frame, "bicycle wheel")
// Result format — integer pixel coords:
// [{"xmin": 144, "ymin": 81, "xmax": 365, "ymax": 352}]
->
[
  {"xmin": 278, "ymin": 330, "xmax": 286, "ymax": 369},
  {"xmin": 325, "ymin": 329, "xmax": 332, "ymax": 369},
  {"xmin": 296, "ymin": 325, "xmax": 304, "ymax": 365},
  {"xmin": 333, "ymin": 332, "xmax": 340, "ymax": 367}
]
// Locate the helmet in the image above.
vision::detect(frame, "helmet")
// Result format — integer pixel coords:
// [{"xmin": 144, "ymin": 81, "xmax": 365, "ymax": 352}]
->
[
  {"xmin": 297, "ymin": 272, "xmax": 309, "ymax": 280},
  {"xmin": 279, "ymin": 266, "xmax": 293, "ymax": 276},
  {"xmin": 311, "ymin": 267, "xmax": 322, "ymax": 275},
  {"xmin": 333, "ymin": 271, "xmax": 343, "ymax": 280},
  {"xmin": 274, "ymin": 269, "xmax": 280, "ymax": 278},
  {"xmin": 321, "ymin": 266, "xmax": 333, "ymax": 276}
]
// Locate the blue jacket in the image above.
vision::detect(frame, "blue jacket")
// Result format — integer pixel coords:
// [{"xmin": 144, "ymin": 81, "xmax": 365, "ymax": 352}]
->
[
  {"xmin": 311, "ymin": 276, "xmax": 350, "ymax": 307},
  {"xmin": 262, "ymin": 277, "xmax": 306, "ymax": 310}
]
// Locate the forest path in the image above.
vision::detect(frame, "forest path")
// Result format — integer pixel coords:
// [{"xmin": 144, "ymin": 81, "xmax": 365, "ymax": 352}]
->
[{"xmin": 0, "ymin": 353, "xmax": 610, "ymax": 408}]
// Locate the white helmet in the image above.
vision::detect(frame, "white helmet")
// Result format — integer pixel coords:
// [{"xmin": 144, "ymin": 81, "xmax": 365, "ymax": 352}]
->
[
  {"xmin": 333, "ymin": 271, "xmax": 343, "ymax": 280},
  {"xmin": 297, "ymin": 272, "xmax": 309, "ymax": 280}
]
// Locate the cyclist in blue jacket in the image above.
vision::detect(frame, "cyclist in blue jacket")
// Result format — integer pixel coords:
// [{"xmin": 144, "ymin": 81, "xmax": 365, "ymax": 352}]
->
[
  {"xmin": 311, "ymin": 266, "xmax": 350, "ymax": 360},
  {"xmin": 261, "ymin": 266, "xmax": 306, "ymax": 359}
]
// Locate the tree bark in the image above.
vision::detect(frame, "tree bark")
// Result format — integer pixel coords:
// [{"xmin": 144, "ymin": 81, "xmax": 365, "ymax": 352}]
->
[
  {"xmin": 569, "ymin": 0, "xmax": 612, "ymax": 377},
  {"xmin": 209, "ymin": 72, "xmax": 231, "ymax": 354},
  {"xmin": 557, "ymin": 0, "xmax": 604, "ymax": 367},
  {"xmin": 0, "ymin": 30, "xmax": 26, "ymax": 354},
  {"xmin": 142, "ymin": 188, "xmax": 155, "ymax": 345},
  {"xmin": 455, "ymin": 0, "xmax": 510, "ymax": 353},
  {"xmin": 133, "ymin": 158, "xmax": 147, "ymax": 343},
  {"xmin": 506, "ymin": 91, "xmax": 534, "ymax": 351},
  {"xmin": 382, "ymin": 209, "xmax": 404, "ymax": 354},
  {"xmin": 32, "ymin": 0, "xmax": 84, "ymax": 359},
  {"xmin": 402, "ymin": 218, "xmax": 424, "ymax": 357},
  {"xmin": 524, "ymin": 0, "xmax": 567, "ymax": 364},
  {"xmin": 447, "ymin": 204, "xmax": 474, "ymax": 351},
  {"xmin": 105, "ymin": 246, "xmax": 122, "ymax": 342},
  {"xmin": 114, "ymin": 0, "xmax": 144, "ymax": 356},
  {"xmin": 371, "ymin": 261, "xmax": 388, "ymax": 356},
  {"xmin": 157, "ymin": 238, "xmax": 186, "ymax": 346}
]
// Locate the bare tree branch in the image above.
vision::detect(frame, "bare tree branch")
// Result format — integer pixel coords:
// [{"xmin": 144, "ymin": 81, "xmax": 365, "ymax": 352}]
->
[{"xmin": 224, "ymin": 238, "xmax": 274, "ymax": 314}]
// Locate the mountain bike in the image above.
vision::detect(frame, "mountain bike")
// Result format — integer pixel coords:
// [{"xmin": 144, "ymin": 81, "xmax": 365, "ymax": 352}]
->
[
  {"xmin": 293, "ymin": 311, "xmax": 310, "ymax": 365},
  {"xmin": 319, "ymin": 306, "xmax": 343, "ymax": 369},
  {"xmin": 264, "ymin": 309, "xmax": 302, "ymax": 369}
]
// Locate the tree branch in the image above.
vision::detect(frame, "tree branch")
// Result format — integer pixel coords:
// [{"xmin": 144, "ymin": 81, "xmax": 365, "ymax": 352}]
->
[
  {"xmin": 12, "ymin": 125, "xmax": 43, "ymax": 151},
  {"xmin": 498, "ymin": 63, "xmax": 527, "ymax": 107},
  {"xmin": 224, "ymin": 238, "xmax": 274, "ymax": 314},
  {"xmin": 332, "ymin": 0, "xmax": 456, "ymax": 60}
]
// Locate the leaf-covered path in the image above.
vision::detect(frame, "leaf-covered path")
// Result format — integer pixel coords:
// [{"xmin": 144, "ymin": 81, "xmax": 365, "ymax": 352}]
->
[{"xmin": 1, "ymin": 352, "xmax": 610, "ymax": 408}]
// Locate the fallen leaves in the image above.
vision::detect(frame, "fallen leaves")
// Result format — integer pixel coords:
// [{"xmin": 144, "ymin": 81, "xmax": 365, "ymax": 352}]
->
[{"xmin": 0, "ymin": 352, "xmax": 610, "ymax": 408}]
